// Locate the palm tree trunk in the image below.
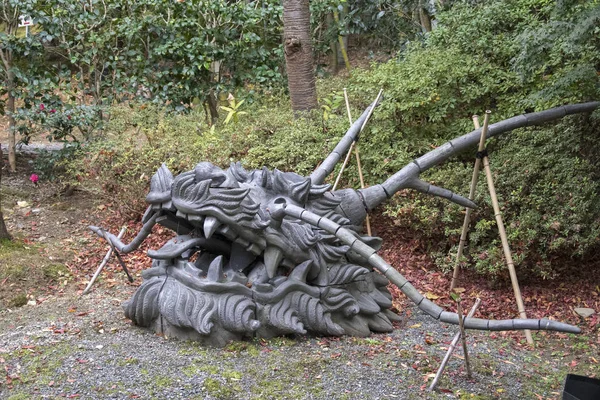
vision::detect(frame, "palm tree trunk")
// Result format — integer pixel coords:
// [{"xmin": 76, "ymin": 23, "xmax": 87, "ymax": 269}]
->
[{"xmin": 283, "ymin": 0, "xmax": 318, "ymax": 113}]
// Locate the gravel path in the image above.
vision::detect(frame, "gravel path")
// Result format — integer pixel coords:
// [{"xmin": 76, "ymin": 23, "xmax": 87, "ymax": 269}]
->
[
  {"xmin": 0, "ymin": 283, "xmax": 589, "ymax": 400},
  {"xmin": 1, "ymin": 143, "xmax": 64, "ymax": 155},
  {"xmin": 0, "ymin": 159, "xmax": 595, "ymax": 399}
]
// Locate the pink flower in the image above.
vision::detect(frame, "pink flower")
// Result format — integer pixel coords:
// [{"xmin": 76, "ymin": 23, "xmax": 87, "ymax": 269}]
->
[
  {"xmin": 50, "ymin": 109, "xmax": 56, "ymax": 114},
  {"xmin": 39, "ymin": 104, "xmax": 45, "ymax": 111},
  {"xmin": 67, "ymin": 115, "xmax": 72, "ymax": 120},
  {"xmin": 29, "ymin": 174, "xmax": 39, "ymax": 184}
]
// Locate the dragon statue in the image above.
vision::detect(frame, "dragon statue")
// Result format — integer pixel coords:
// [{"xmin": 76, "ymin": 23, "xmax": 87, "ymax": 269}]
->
[{"xmin": 92, "ymin": 99, "xmax": 598, "ymax": 346}]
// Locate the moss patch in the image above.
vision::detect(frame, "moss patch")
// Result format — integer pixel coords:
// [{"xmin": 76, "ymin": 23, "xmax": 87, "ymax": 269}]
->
[
  {"xmin": 3, "ymin": 341, "xmax": 75, "ymax": 390},
  {"xmin": 246, "ymin": 352, "xmax": 328, "ymax": 399}
]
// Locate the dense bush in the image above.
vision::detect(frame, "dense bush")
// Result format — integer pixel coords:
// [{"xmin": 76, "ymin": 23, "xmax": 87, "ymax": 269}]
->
[{"xmin": 65, "ymin": 97, "xmax": 353, "ymax": 216}]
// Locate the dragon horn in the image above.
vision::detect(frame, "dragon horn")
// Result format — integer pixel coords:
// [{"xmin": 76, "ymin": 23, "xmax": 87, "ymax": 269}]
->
[
  {"xmin": 277, "ymin": 201, "xmax": 580, "ymax": 334},
  {"xmin": 357, "ymin": 101, "xmax": 600, "ymax": 212},
  {"xmin": 310, "ymin": 92, "xmax": 383, "ymax": 185}
]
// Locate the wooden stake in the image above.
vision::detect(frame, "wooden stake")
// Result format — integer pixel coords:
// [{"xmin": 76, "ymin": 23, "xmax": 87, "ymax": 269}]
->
[
  {"xmin": 429, "ymin": 298, "xmax": 481, "ymax": 391},
  {"xmin": 456, "ymin": 298, "xmax": 473, "ymax": 378},
  {"xmin": 479, "ymin": 111, "xmax": 534, "ymax": 345},
  {"xmin": 82, "ymin": 226, "xmax": 126, "ymax": 295},
  {"xmin": 450, "ymin": 115, "xmax": 487, "ymax": 290}
]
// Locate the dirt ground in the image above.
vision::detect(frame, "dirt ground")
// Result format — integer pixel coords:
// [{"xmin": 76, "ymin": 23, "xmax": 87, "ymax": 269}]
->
[{"xmin": 1, "ymin": 152, "xmax": 599, "ymax": 399}]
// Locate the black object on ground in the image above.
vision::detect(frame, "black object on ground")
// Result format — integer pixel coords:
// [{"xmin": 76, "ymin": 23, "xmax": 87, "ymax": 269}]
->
[{"xmin": 562, "ymin": 374, "xmax": 600, "ymax": 400}]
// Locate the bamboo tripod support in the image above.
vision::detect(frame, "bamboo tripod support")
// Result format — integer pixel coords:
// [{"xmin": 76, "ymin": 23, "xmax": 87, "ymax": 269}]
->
[
  {"xmin": 453, "ymin": 112, "xmax": 533, "ymax": 344},
  {"xmin": 82, "ymin": 226, "xmax": 126, "ymax": 295},
  {"xmin": 332, "ymin": 88, "xmax": 383, "ymax": 236},
  {"xmin": 456, "ymin": 299, "xmax": 473, "ymax": 378},
  {"xmin": 449, "ymin": 114, "xmax": 486, "ymax": 291},
  {"xmin": 429, "ymin": 298, "xmax": 481, "ymax": 391}
]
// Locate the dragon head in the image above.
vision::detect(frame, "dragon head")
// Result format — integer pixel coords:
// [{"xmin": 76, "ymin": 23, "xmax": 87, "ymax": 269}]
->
[{"xmin": 144, "ymin": 161, "xmax": 380, "ymax": 286}]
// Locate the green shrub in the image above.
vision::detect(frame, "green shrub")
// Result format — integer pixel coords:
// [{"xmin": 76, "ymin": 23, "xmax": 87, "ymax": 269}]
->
[
  {"xmin": 346, "ymin": 0, "xmax": 600, "ymax": 280},
  {"xmin": 65, "ymin": 97, "xmax": 353, "ymax": 217}
]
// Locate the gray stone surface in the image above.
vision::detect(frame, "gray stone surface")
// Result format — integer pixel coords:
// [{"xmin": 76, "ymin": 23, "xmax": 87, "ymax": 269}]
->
[{"xmin": 574, "ymin": 308, "xmax": 595, "ymax": 318}]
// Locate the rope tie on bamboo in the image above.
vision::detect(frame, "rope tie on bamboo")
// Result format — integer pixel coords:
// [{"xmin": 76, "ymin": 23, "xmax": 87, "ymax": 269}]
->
[{"xmin": 475, "ymin": 149, "xmax": 488, "ymax": 159}]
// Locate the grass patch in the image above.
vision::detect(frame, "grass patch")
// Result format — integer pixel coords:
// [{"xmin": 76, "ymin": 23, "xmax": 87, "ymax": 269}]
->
[
  {"xmin": 8, "ymin": 293, "xmax": 28, "ymax": 308},
  {"xmin": 3, "ymin": 342, "xmax": 74, "ymax": 389},
  {"xmin": 42, "ymin": 263, "xmax": 70, "ymax": 280},
  {"xmin": 0, "ymin": 238, "xmax": 71, "ymax": 308},
  {"xmin": 246, "ymin": 353, "xmax": 328, "ymax": 399},
  {"xmin": 154, "ymin": 375, "xmax": 173, "ymax": 388},
  {"xmin": 224, "ymin": 340, "xmax": 260, "ymax": 357},
  {"xmin": 203, "ymin": 377, "xmax": 240, "ymax": 399},
  {"xmin": 1, "ymin": 186, "xmax": 30, "ymax": 200}
]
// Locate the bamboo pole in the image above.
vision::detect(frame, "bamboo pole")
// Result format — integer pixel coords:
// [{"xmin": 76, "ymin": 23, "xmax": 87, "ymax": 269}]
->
[
  {"xmin": 450, "ymin": 115, "xmax": 487, "ymax": 290},
  {"xmin": 479, "ymin": 111, "xmax": 533, "ymax": 345},
  {"xmin": 353, "ymin": 144, "xmax": 371, "ymax": 236},
  {"xmin": 331, "ymin": 88, "xmax": 375, "ymax": 235},
  {"xmin": 82, "ymin": 226, "xmax": 126, "ymax": 295},
  {"xmin": 429, "ymin": 298, "xmax": 481, "ymax": 391},
  {"xmin": 456, "ymin": 298, "xmax": 473, "ymax": 378}
]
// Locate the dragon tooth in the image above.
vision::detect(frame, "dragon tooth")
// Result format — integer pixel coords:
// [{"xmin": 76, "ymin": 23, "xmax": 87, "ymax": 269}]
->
[
  {"xmin": 176, "ymin": 210, "xmax": 188, "ymax": 219},
  {"xmin": 264, "ymin": 246, "xmax": 283, "ymax": 278},
  {"xmin": 289, "ymin": 260, "xmax": 313, "ymax": 282},
  {"xmin": 234, "ymin": 237, "xmax": 250, "ymax": 247},
  {"xmin": 188, "ymin": 214, "xmax": 205, "ymax": 223},
  {"xmin": 187, "ymin": 214, "xmax": 205, "ymax": 228},
  {"xmin": 203, "ymin": 216, "xmax": 220, "ymax": 238},
  {"xmin": 207, "ymin": 255, "xmax": 225, "ymax": 282},
  {"xmin": 246, "ymin": 243, "xmax": 262, "ymax": 255}
]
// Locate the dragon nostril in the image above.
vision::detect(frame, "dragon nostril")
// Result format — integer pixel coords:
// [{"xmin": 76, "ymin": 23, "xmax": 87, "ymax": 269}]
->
[{"xmin": 268, "ymin": 198, "xmax": 287, "ymax": 228}]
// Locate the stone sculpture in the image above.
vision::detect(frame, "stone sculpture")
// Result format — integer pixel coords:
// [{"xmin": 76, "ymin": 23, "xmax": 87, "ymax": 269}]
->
[{"xmin": 92, "ymin": 100, "xmax": 598, "ymax": 345}]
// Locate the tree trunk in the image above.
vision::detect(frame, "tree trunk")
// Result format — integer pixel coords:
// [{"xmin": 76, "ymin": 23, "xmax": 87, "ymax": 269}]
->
[
  {"xmin": 419, "ymin": 8, "xmax": 432, "ymax": 32},
  {"xmin": 419, "ymin": 0, "xmax": 432, "ymax": 33},
  {"xmin": 327, "ymin": 13, "xmax": 338, "ymax": 74},
  {"xmin": 206, "ymin": 90, "xmax": 219, "ymax": 125},
  {"xmin": 283, "ymin": 0, "xmax": 318, "ymax": 113},
  {"xmin": 0, "ymin": 146, "xmax": 11, "ymax": 240}
]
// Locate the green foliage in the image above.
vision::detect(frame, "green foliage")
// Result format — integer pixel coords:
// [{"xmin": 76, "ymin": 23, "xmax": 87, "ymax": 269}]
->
[
  {"xmin": 64, "ymin": 94, "xmax": 354, "ymax": 216},
  {"xmin": 321, "ymin": 90, "xmax": 345, "ymax": 121},
  {"xmin": 2, "ymin": 0, "xmax": 286, "ymax": 147},
  {"xmin": 220, "ymin": 96, "xmax": 248, "ymax": 125},
  {"xmin": 349, "ymin": 0, "xmax": 600, "ymax": 280},
  {"xmin": 513, "ymin": 0, "xmax": 600, "ymax": 106},
  {"xmin": 31, "ymin": 143, "xmax": 81, "ymax": 181},
  {"xmin": 409, "ymin": 118, "xmax": 600, "ymax": 280}
]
